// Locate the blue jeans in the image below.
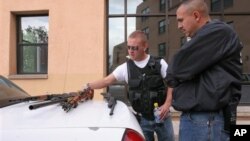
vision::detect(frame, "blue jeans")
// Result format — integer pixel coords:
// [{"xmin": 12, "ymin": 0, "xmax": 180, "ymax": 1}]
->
[
  {"xmin": 179, "ymin": 111, "xmax": 230, "ymax": 141},
  {"xmin": 139, "ymin": 114, "xmax": 175, "ymax": 141}
]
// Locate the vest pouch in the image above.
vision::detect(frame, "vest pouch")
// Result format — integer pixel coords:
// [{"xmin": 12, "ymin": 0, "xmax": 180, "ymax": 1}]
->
[
  {"xmin": 140, "ymin": 91, "xmax": 155, "ymax": 118},
  {"xmin": 146, "ymin": 76, "xmax": 164, "ymax": 89},
  {"xmin": 149, "ymin": 91, "xmax": 158, "ymax": 102},
  {"xmin": 128, "ymin": 91, "xmax": 142, "ymax": 113},
  {"xmin": 128, "ymin": 79, "xmax": 141, "ymax": 89}
]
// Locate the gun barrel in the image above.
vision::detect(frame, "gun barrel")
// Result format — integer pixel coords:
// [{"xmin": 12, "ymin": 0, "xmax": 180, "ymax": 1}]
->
[{"xmin": 29, "ymin": 97, "xmax": 68, "ymax": 110}]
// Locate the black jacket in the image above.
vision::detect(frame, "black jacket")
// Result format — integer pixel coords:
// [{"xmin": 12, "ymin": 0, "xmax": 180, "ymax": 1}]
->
[{"xmin": 166, "ymin": 20, "xmax": 243, "ymax": 112}]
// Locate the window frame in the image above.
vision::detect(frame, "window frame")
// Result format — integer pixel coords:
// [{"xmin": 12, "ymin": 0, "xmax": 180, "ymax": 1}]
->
[
  {"xmin": 16, "ymin": 14, "xmax": 48, "ymax": 74},
  {"xmin": 141, "ymin": 7, "xmax": 150, "ymax": 22},
  {"xmin": 160, "ymin": 0, "xmax": 166, "ymax": 12},
  {"xmin": 158, "ymin": 42, "xmax": 166, "ymax": 57},
  {"xmin": 142, "ymin": 27, "xmax": 150, "ymax": 39},
  {"xmin": 158, "ymin": 19, "xmax": 166, "ymax": 34},
  {"xmin": 211, "ymin": 0, "xmax": 234, "ymax": 12}
]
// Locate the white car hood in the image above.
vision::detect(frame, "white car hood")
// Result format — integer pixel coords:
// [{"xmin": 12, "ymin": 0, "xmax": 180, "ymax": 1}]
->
[{"xmin": 0, "ymin": 100, "xmax": 143, "ymax": 141}]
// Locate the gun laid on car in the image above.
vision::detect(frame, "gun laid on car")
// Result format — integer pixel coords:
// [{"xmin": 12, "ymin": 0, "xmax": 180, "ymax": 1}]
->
[
  {"xmin": 9, "ymin": 88, "xmax": 94, "ymax": 112},
  {"xmin": 108, "ymin": 97, "xmax": 117, "ymax": 116},
  {"xmin": 101, "ymin": 92, "xmax": 117, "ymax": 116},
  {"xmin": 9, "ymin": 93, "xmax": 77, "ymax": 103}
]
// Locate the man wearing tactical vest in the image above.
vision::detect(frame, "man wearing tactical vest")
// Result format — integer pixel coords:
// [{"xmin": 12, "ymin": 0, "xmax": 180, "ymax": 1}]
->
[{"xmin": 84, "ymin": 30, "xmax": 174, "ymax": 141}]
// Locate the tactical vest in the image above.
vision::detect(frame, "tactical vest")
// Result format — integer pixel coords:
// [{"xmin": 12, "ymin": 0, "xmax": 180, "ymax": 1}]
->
[{"xmin": 127, "ymin": 56, "xmax": 166, "ymax": 119}]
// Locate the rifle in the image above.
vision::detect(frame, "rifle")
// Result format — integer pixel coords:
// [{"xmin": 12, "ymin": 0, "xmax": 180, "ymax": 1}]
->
[
  {"xmin": 10, "ymin": 88, "xmax": 94, "ymax": 112},
  {"xmin": 9, "ymin": 92, "xmax": 77, "ymax": 103}
]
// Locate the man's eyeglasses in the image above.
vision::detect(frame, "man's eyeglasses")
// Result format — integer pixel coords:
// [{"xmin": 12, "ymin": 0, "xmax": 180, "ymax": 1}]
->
[{"xmin": 127, "ymin": 46, "xmax": 139, "ymax": 51}]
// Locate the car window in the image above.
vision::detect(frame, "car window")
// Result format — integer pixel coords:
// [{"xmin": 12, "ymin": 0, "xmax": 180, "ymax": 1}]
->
[{"xmin": 0, "ymin": 75, "xmax": 30, "ymax": 108}]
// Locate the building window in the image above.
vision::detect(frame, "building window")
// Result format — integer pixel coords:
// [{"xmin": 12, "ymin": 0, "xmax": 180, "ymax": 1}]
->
[
  {"xmin": 211, "ymin": 0, "xmax": 233, "ymax": 12},
  {"xmin": 168, "ymin": 0, "xmax": 173, "ymax": 9},
  {"xmin": 211, "ymin": 0, "xmax": 221, "ymax": 12},
  {"xmin": 224, "ymin": 0, "xmax": 233, "ymax": 8},
  {"xmin": 159, "ymin": 19, "xmax": 166, "ymax": 34},
  {"xmin": 158, "ymin": 43, "xmax": 166, "ymax": 57},
  {"xmin": 17, "ymin": 15, "xmax": 48, "ymax": 74},
  {"xmin": 141, "ymin": 7, "xmax": 150, "ymax": 22},
  {"xmin": 160, "ymin": 0, "xmax": 166, "ymax": 12},
  {"xmin": 142, "ymin": 27, "xmax": 149, "ymax": 39}
]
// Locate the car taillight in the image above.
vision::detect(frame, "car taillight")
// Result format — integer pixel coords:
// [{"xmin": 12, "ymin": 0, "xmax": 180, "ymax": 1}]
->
[{"xmin": 122, "ymin": 128, "xmax": 145, "ymax": 141}]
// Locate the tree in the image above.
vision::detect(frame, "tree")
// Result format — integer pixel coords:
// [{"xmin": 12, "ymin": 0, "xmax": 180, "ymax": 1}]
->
[
  {"xmin": 23, "ymin": 26, "xmax": 48, "ymax": 43},
  {"xmin": 22, "ymin": 26, "xmax": 48, "ymax": 73}
]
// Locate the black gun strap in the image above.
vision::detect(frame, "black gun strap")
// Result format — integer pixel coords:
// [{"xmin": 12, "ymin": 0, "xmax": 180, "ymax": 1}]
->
[{"xmin": 127, "ymin": 61, "xmax": 131, "ymax": 81}]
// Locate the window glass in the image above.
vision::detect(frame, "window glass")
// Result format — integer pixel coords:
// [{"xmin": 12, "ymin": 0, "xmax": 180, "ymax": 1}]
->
[
  {"xmin": 17, "ymin": 15, "xmax": 48, "ymax": 74},
  {"xmin": 109, "ymin": 0, "xmax": 124, "ymax": 14},
  {"xmin": 224, "ymin": 0, "xmax": 233, "ymax": 8},
  {"xmin": 127, "ymin": 0, "xmax": 166, "ymax": 14},
  {"xmin": 211, "ymin": 0, "xmax": 233, "ymax": 12},
  {"xmin": 20, "ymin": 16, "xmax": 48, "ymax": 44},
  {"xmin": 110, "ymin": 16, "xmax": 166, "ymax": 70},
  {"xmin": 160, "ymin": 0, "xmax": 166, "ymax": 12},
  {"xmin": 141, "ymin": 7, "xmax": 150, "ymax": 22},
  {"xmin": 159, "ymin": 19, "xmax": 166, "ymax": 34},
  {"xmin": 168, "ymin": 0, "xmax": 173, "ymax": 9},
  {"xmin": 127, "ymin": 17, "xmax": 137, "ymax": 38},
  {"xmin": 158, "ymin": 43, "xmax": 166, "ymax": 57},
  {"xmin": 211, "ymin": 0, "xmax": 221, "ymax": 12},
  {"xmin": 142, "ymin": 27, "xmax": 149, "ymax": 39},
  {"xmin": 127, "ymin": 0, "xmax": 144, "ymax": 14},
  {"xmin": 108, "ymin": 18, "xmax": 125, "ymax": 72}
]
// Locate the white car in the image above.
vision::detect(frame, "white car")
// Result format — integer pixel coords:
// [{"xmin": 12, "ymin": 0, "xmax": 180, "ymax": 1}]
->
[{"xmin": 0, "ymin": 75, "xmax": 145, "ymax": 141}]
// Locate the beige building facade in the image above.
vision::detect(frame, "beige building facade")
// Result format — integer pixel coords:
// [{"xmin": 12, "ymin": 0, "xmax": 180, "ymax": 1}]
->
[{"xmin": 0, "ymin": 0, "xmax": 106, "ymax": 99}]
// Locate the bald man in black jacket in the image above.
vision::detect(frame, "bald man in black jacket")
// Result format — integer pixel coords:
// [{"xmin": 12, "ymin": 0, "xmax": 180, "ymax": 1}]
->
[{"xmin": 166, "ymin": 0, "xmax": 242, "ymax": 141}]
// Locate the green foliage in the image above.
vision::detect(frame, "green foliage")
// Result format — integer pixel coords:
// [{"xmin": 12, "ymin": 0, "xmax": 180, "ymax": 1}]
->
[
  {"xmin": 23, "ymin": 26, "xmax": 48, "ymax": 44},
  {"xmin": 22, "ymin": 26, "xmax": 48, "ymax": 73}
]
